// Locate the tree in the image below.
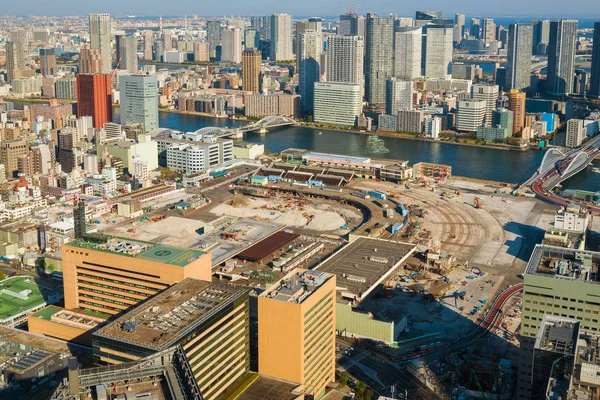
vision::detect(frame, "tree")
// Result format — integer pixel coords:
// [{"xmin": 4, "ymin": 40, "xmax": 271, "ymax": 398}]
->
[
  {"xmin": 354, "ymin": 381, "xmax": 367, "ymax": 397},
  {"xmin": 0, "ymin": 270, "xmax": 5, "ymax": 280},
  {"xmin": 339, "ymin": 371, "xmax": 349, "ymax": 387}
]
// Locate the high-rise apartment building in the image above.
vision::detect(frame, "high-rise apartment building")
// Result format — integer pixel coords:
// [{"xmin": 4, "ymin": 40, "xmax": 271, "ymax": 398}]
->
[
  {"xmin": 547, "ymin": 19, "xmax": 578, "ymax": 96},
  {"xmin": 221, "ymin": 27, "xmax": 242, "ymax": 63},
  {"xmin": 566, "ymin": 119, "xmax": 585, "ymax": 148},
  {"xmin": 481, "ymin": 18, "xmax": 496, "ymax": 44},
  {"xmin": 270, "ymin": 13, "xmax": 293, "ymax": 61},
  {"xmin": 79, "ymin": 45, "xmax": 102, "ymax": 74},
  {"xmin": 326, "ymin": 35, "xmax": 363, "ymax": 85},
  {"xmin": 206, "ymin": 20, "xmax": 221, "ymax": 58},
  {"xmin": 119, "ymin": 75, "xmax": 158, "ymax": 131},
  {"xmin": 393, "ymin": 27, "xmax": 422, "ymax": 80},
  {"xmin": 506, "ymin": 24, "xmax": 533, "ymax": 91},
  {"xmin": 314, "ymin": 82, "xmax": 362, "ymax": 126},
  {"xmin": 89, "ymin": 13, "xmax": 112, "ymax": 74},
  {"xmin": 386, "ymin": 78, "xmax": 413, "ymax": 115},
  {"xmin": 242, "ymin": 50, "xmax": 262, "ymax": 93},
  {"xmin": 142, "ymin": 30, "xmax": 153, "ymax": 60},
  {"xmin": 6, "ymin": 42, "xmax": 25, "ymax": 83},
  {"xmin": 472, "ymin": 84, "xmax": 499, "ymax": 126},
  {"xmin": 532, "ymin": 20, "xmax": 551, "ymax": 54},
  {"xmin": 298, "ymin": 30, "xmax": 322, "ymax": 114},
  {"xmin": 454, "ymin": 14, "xmax": 465, "ymax": 43},
  {"xmin": 194, "ymin": 42, "xmax": 210, "ymax": 62},
  {"xmin": 76, "ymin": 74, "xmax": 113, "ymax": 128},
  {"xmin": 339, "ymin": 13, "xmax": 365, "ymax": 36},
  {"xmin": 517, "ymin": 245, "xmax": 600, "ymax": 399},
  {"xmin": 116, "ymin": 34, "xmax": 138, "ymax": 74},
  {"xmin": 365, "ymin": 14, "xmax": 394, "ymax": 105},
  {"xmin": 0, "ymin": 139, "xmax": 28, "ymax": 179},
  {"xmin": 589, "ymin": 21, "xmax": 600, "ymax": 98},
  {"xmin": 39, "ymin": 48, "xmax": 56, "ymax": 77},
  {"xmin": 258, "ymin": 269, "xmax": 336, "ymax": 399},
  {"xmin": 508, "ymin": 90, "xmax": 527, "ymax": 134},
  {"xmin": 423, "ymin": 25, "xmax": 453, "ymax": 78}
]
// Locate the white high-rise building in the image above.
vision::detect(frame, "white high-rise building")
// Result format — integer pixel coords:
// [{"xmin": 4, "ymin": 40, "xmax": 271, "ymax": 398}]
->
[
  {"xmin": 506, "ymin": 24, "xmax": 533, "ymax": 91},
  {"xmin": 65, "ymin": 116, "xmax": 94, "ymax": 141},
  {"xmin": 221, "ymin": 27, "xmax": 242, "ymax": 63},
  {"xmin": 143, "ymin": 31, "xmax": 154, "ymax": 60},
  {"xmin": 386, "ymin": 78, "xmax": 413, "ymax": 115},
  {"xmin": 394, "ymin": 27, "xmax": 422, "ymax": 80},
  {"xmin": 270, "ymin": 14, "xmax": 293, "ymax": 61},
  {"xmin": 456, "ymin": 100, "xmax": 487, "ymax": 132},
  {"xmin": 454, "ymin": 14, "xmax": 465, "ymax": 43},
  {"xmin": 119, "ymin": 75, "xmax": 159, "ymax": 131},
  {"xmin": 326, "ymin": 35, "xmax": 364, "ymax": 85},
  {"xmin": 566, "ymin": 119, "xmax": 585, "ymax": 148},
  {"xmin": 424, "ymin": 25, "xmax": 453, "ymax": 78},
  {"xmin": 298, "ymin": 30, "xmax": 322, "ymax": 114},
  {"xmin": 365, "ymin": 13, "xmax": 394, "ymax": 105},
  {"xmin": 89, "ymin": 13, "xmax": 112, "ymax": 74},
  {"xmin": 314, "ymin": 82, "xmax": 362, "ymax": 126},
  {"xmin": 471, "ymin": 84, "xmax": 499, "ymax": 126}
]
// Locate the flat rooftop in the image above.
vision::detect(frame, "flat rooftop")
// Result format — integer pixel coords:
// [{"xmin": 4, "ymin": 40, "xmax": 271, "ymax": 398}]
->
[
  {"xmin": 525, "ymin": 245, "xmax": 600, "ymax": 284},
  {"xmin": 261, "ymin": 269, "xmax": 333, "ymax": 304},
  {"xmin": 237, "ymin": 231, "xmax": 300, "ymax": 262},
  {"xmin": 0, "ymin": 276, "xmax": 61, "ymax": 322},
  {"xmin": 535, "ymin": 315, "xmax": 580, "ymax": 355},
  {"xmin": 0, "ymin": 325, "xmax": 71, "ymax": 354},
  {"xmin": 236, "ymin": 376, "xmax": 301, "ymax": 400},
  {"xmin": 94, "ymin": 279, "xmax": 247, "ymax": 350},
  {"xmin": 68, "ymin": 236, "xmax": 207, "ymax": 267},
  {"xmin": 314, "ymin": 236, "xmax": 416, "ymax": 300},
  {"xmin": 32, "ymin": 305, "xmax": 105, "ymax": 329}
]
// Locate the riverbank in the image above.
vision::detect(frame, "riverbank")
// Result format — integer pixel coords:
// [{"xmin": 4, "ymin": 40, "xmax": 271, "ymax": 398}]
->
[{"xmin": 1, "ymin": 97, "xmax": 75, "ymax": 104}]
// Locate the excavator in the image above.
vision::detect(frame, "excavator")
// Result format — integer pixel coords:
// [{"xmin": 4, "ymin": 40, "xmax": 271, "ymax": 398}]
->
[{"xmin": 474, "ymin": 197, "xmax": 484, "ymax": 209}]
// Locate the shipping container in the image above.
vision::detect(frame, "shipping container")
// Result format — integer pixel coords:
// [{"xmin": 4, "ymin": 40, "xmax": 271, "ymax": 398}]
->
[
  {"xmin": 373, "ymin": 200, "xmax": 388, "ymax": 208},
  {"xmin": 368, "ymin": 190, "xmax": 387, "ymax": 200}
]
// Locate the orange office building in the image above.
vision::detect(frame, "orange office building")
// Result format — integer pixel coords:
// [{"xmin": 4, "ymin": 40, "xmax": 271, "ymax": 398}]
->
[
  {"xmin": 62, "ymin": 236, "xmax": 212, "ymax": 316},
  {"xmin": 76, "ymin": 73, "xmax": 113, "ymax": 128},
  {"xmin": 258, "ymin": 268, "xmax": 336, "ymax": 399}
]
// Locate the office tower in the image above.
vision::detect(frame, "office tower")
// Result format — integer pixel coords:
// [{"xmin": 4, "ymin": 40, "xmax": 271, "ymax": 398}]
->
[
  {"xmin": 589, "ymin": 21, "xmax": 600, "ymax": 98},
  {"xmin": 39, "ymin": 48, "xmax": 56, "ymax": 77},
  {"xmin": 456, "ymin": 100, "xmax": 486, "ymax": 132},
  {"xmin": 63, "ymin": 236, "xmax": 212, "ymax": 315},
  {"xmin": 258, "ymin": 269, "xmax": 336, "ymax": 399},
  {"xmin": 506, "ymin": 24, "xmax": 533, "ymax": 91},
  {"xmin": 532, "ymin": 20, "xmax": 551, "ymax": 54},
  {"xmin": 298, "ymin": 30, "xmax": 322, "ymax": 114},
  {"xmin": 482, "ymin": 18, "xmax": 496, "ymax": 44},
  {"xmin": 79, "ymin": 45, "xmax": 102, "ymax": 74},
  {"xmin": 339, "ymin": 13, "xmax": 365, "ymax": 36},
  {"xmin": 119, "ymin": 75, "xmax": 158, "ymax": 131},
  {"xmin": 470, "ymin": 18, "xmax": 481, "ymax": 39},
  {"xmin": 314, "ymin": 82, "xmax": 362, "ymax": 126},
  {"xmin": 207, "ymin": 20, "xmax": 221, "ymax": 58},
  {"xmin": 244, "ymin": 29, "xmax": 260, "ymax": 50},
  {"xmin": 221, "ymin": 27, "xmax": 242, "ymax": 63},
  {"xmin": 194, "ymin": 42, "xmax": 210, "ymax": 62},
  {"xmin": 92, "ymin": 279, "xmax": 248, "ymax": 399},
  {"xmin": 423, "ymin": 25, "xmax": 453, "ymax": 78},
  {"xmin": 153, "ymin": 40, "xmax": 164, "ymax": 62},
  {"xmin": 6, "ymin": 42, "xmax": 25, "ymax": 82},
  {"xmin": 472, "ymin": 84, "xmax": 499, "ymax": 126},
  {"xmin": 454, "ymin": 13, "xmax": 465, "ymax": 43},
  {"xmin": 415, "ymin": 10, "xmax": 442, "ymax": 26},
  {"xmin": 76, "ymin": 74, "xmax": 112, "ymax": 128},
  {"xmin": 386, "ymin": 78, "xmax": 413, "ymax": 115},
  {"xmin": 242, "ymin": 50, "xmax": 262, "ymax": 92},
  {"xmin": 326, "ymin": 35, "xmax": 364, "ymax": 85},
  {"xmin": 508, "ymin": 90, "xmax": 527, "ymax": 134},
  {"xmin": 89, "ymin": 14, "xmax": 112, "ymax": 74},
  {"xmin": 143, "ymin": 30, "xmax": 153, "ymax": 60},
  {"xmin": 270, "ymin": 13, "xmax": 293, "ymax": 61},
  {"xmin": 547, "ymin": 19, "xmax": 578, "ymax": 96},
  {"xmin": 115, "ymin": 34, "xmax": 137, "ymax": 74},
  {"xmin": 0, "ymin": 139, "xmax": 28, "ymax": 179},
  {"xmin": 365, "ymin": 14, "xmax": 394, "ymax": 105},
  {"xmin": 394, "ymin": 27, "xmax": 422, "ymax": 80},
  {"xmin": 517, "ymin": 245, "xmax": 600, "ymax": 400},
  {"xmin": 566, "ymin": 119, "xmax": 585, "ymax": 147}
]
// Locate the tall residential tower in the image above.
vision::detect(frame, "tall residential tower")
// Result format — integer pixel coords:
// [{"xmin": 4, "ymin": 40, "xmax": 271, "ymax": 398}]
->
[
  {"xmin": 506, "ymin": 24, "xmax": 533, "ymax": 91},
  {"xmin": 89, "ymin": 13, "xmax": 112, "ymax": 74}
]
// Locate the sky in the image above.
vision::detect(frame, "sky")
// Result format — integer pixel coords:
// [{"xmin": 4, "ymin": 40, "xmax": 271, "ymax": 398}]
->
[{"xmin": 2, "ymin": 0, "xmax": 599, "ymax": 18}]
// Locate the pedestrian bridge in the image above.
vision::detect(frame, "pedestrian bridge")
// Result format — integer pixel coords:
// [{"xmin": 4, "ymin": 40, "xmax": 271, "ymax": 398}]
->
[{"xmin": 194, "ymin": 116, "xmax": 296, "ymax": 138}]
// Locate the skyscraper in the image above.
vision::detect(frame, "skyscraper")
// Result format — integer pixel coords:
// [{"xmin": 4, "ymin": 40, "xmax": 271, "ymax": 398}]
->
[
  {"xmin": 339, "ymin": 13, "xmax": 365, "ymax": 36},
  {"xmin": 508, "ymin": 90, "xmax": 527, "ymax": 134},
  {"xmin": 207, "ymin": 20, "xmax": 221, "ymax": 58},
  {"xmin": 394, "ymin": 27, "xmax": 422, "ymax": 80},
  {"xmin": 116, "ymin": 34, "xmax": 138, "ymax": 74},
  {"xmin": 506, "ymin": 24, "xmax": 533, "ymax": 91},
  {"xmin": 119, "ymin": 75, "xmax": 158, "ymax": 131},
  {"xmin": 386, "ymin": 78, "xmax": 413, "ymax": 115},
  {"xmin": 454, "ymin": 13, "xmax": 465, "ymax": 43},
  {"xmin": 298, "ymin": 30, "xmax": 322, "ymax": 114},
  {"xmin": 270, "ymin": 13, "xmax": 293, "ymax": 61},
  {"xmin": 221, "ymin": 27, "xmax": 242, "ymax": 63},
  {"xmin": 79, "ymin": 45, "xmax": 102, "ymax": 74},
  {"xmin": 547, "ymin": 19, "xmax": 578, "ymax": 96},
  {"xmin": 76, "ymin": 74, "xmax": 113, "ymax": 128},
  {"xmin": 481, "ymin": 18, "xmax": 496, "ymax": 44},
  {"xmin": 143, "ymin": 30, "xmax": 153, "ymax": 60},
  {"xmin": 39, "ymin": 48, "xmax": 56, "ymax": 77},
  {"xmin": 532, "ymin": 20, "xmax": 551, "ymax": 54},
  {"xmin": 296, "ymin": 18, "xmax": 322, "ymax": 67},
  {"xmin": 326, "ymin": 35, "xmax": 364, "ymax": 85},
  {"xmin": 472, "ymin": 84, "xmax": 499, "ymax": 126},
  {"xmin": 423, "ymin": 25, "xmax": 453, "ymax": 78},
  {"xmin": 242, "ymin": 50, "xmax": 262, "ymax": 92},
  {"xmin": 365, "ymin": 13, "xmax": 394, "ymax": 105},
  {"xmin": 6, "ymin": 42, "xmax": 25, "ymax": 82},
  {"xmin": 589, "ymin": 21, "xmax": 600, "ymax": 98},
  {"xmin": 89, "ymin": 13, "xmax": 112, "ymax": 74}
]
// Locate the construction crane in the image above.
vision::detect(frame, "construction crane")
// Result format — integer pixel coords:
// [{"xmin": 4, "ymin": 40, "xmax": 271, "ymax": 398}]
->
[
  {"xmin": 340, "ymin": 3, "xmax": 361, "ymax": 15},
  {"xmin": 468, "ymin": 369, "xmax": 488, "ymax": 399},
  {"xmin": 474, "ymin": 197, "xmax": 484, "ymax": 209}
]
